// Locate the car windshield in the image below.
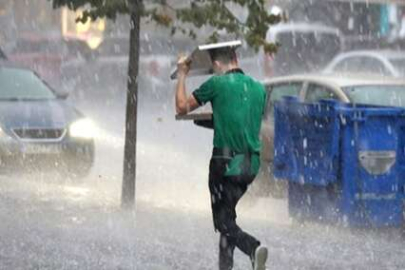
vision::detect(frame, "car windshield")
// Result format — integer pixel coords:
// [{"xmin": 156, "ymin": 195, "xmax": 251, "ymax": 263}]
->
[
  {"xmin": 390, "ymin": 59, "xmax": 405, "ymax": 76},
  {"xmin": 0, "ymin": 67, "xmax": 56, "ymax": 100},
  {"xmin": 343, "ymin": 85, "xmax": 405, "ymax": 107},
  {"xmin": 276, "ymin": 32, "xmax": 341, "ymax": 75}
]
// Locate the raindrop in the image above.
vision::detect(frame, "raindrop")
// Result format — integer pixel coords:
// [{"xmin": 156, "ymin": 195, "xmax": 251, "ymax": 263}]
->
[
  {"xmin": 340, "ymin": 115, "xmax": 346, "ymax": 125},
  {"xmin": 299, "ymin": 175, "xmax": 305, "ymax": 185}
]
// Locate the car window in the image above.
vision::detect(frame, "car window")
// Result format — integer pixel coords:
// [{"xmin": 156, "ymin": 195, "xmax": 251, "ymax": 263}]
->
[
  {"xmin": 333, "ymin": 56, "xmax": 390, "ymax": 76},
  {"xmin": 390, "ymin": 59, "xmax": 405, "ymax": 76},
  {"xmin": 274, "ymin": 32, "xmax": 341, "ymax": 75},
  {"xmin": 343, "ymin": 85, "xmax": 405, "ymax": 107},
  {"xmin": 333, "ymin": 57, "xmax": 363, "ymax": 73},
  {"xmin": 358, "ymin": 57, "xmax": 390, "ymax": 76},
  {"xmin": 265, "ymin": 82, "xmax": 302, "ymax": 120},
  {"xmin": 305, "ymin": 83, "xmax": 338, "ymax": 102},
  {"xmin": 0, "ymin": 67, "xmax": 56, "ymax": 100}
]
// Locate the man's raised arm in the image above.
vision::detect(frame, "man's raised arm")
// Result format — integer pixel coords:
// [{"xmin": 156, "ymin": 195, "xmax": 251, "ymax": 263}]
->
[{"xmin": 175, "ymin": 56, "xmax": 200, "ymax": 115}]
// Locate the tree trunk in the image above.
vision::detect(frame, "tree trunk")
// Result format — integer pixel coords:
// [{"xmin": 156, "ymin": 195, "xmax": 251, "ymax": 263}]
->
[{"xmin": 121, "ymin": 0, "xmax": 141, "ymax": 208}]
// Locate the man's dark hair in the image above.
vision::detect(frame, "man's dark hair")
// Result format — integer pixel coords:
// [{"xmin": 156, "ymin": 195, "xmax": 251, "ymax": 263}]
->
[{"xmin": 209, "ymin": 47, "xmax": 237, "ymax": 64}]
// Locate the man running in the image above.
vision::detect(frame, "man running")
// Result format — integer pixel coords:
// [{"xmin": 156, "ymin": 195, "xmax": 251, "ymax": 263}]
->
[{"xmin": 175, "ymin": 45, "xmax": 268, "ymax": 270}]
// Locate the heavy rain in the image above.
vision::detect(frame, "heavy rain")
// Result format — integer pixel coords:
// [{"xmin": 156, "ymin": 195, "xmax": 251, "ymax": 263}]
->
[{"xmin": 1, "ymin": 0, "xmax": 405, "ymax": 269}]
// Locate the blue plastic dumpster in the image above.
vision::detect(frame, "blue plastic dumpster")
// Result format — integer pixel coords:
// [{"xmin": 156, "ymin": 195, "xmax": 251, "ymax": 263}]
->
[{"xmin": 274, "ymin": 97, "xmax": 405, "ymax": 228}]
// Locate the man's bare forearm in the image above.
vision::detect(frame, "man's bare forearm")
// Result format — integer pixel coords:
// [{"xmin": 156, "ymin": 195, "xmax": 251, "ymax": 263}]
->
[{"xmin": 176, "ymin": 74, "xmax": 188, "ymax": 115}]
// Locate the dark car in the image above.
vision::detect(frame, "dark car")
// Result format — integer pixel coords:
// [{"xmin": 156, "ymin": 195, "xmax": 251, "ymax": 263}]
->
[{"xmin": 0, "ymin": 62, "xmax": 95, "ymax": 177}]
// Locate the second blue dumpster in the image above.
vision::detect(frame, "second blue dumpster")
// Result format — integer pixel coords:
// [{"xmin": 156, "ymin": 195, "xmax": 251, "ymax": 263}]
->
[{"xmin": 274, "ymin": 97, "xmax": 405, "ymax": 227}]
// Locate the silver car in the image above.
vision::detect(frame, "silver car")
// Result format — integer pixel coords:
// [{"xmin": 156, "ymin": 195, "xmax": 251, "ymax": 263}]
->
[{"xmin": 324, "ymin": 50, "xmax": 405, "ymax": 78}]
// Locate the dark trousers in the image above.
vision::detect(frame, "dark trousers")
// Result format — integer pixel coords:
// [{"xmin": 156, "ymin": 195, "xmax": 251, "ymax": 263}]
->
[{"xmin": 209, "ymin": 157, "xmax": 260, "ymax": 270}]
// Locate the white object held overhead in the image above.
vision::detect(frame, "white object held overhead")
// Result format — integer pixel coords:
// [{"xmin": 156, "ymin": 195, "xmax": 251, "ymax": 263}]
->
[
  {"xmin": 170, "ymin": 40, "xmax": 242, "ymax": 80},
  {"xmin": 198, "ymin": 40, "xmax": 242, "ymax": 50}
]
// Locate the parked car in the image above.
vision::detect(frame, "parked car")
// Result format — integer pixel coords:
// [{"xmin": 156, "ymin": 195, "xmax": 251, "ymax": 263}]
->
[
  {"xmin": 262, "ymin": 22, "xmax": 343, "ymax": 78},
  {"xmin": 8, "ymin": 32, "xmax": 92, "ymax": 90},
  {"xmin": 61, "ymin": 35, "xmax": 198, "ymax": 102},
  {"xmin": 257, "ymin": 74, "xmax": 405, "ymax": 197},
  {"xmin": 324, "ymin": 50, "xmax": 405, "ymax": 78},
  {"xmin": 0, "ymin": 61, "xmax": 95, "ymax": 177}
]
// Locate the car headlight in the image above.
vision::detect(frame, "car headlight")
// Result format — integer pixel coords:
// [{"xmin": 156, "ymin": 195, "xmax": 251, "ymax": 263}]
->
[
  {"xmin": 69, "ymin": 118, "xmax": 96, "ymax": 139},
  {"xmin": 0, "ymin": 126, "xmax": 9, "ymax": 138}
]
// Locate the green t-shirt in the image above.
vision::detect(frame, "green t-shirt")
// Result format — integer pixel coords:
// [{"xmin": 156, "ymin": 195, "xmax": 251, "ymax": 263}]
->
[{"xmin": 192, "ymin": 70, "xmax": 266, "ymax": 176}]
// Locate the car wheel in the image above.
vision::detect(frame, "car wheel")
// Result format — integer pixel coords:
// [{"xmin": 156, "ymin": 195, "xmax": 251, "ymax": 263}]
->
[{"xmin": 63, "ymin": 145, "xmax": 95, "ymax": 179}]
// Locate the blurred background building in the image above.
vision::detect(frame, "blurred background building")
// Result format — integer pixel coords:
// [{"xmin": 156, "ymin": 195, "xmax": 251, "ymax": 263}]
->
[
  {"xmin": 0, "ymin": 0, "xmax": 404, "ymax": 91},
  {"xmin": 1, "ymin": 0, "xmax": 405, "ymax": 52}
]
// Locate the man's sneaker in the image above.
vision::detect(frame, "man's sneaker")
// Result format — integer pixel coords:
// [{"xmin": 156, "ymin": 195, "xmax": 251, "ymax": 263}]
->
[{"xmin": 253, "ymin": 246, "xmax": 268, "ymax": 270}]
